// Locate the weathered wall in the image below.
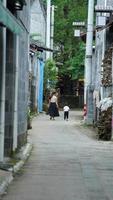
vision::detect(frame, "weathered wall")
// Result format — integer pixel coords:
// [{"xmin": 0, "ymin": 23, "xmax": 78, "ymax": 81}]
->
[
  {"xmin": 30, "ymin": 0, "xmax": 46, "ymax": 45},
  {"xmin": 93, "ymin": 0, "xmax": 113, "ymax": 123},
  {"xmin": 17, "ymin": 1, "xmax": 30, "ymax": 148},
  {"xmin": 4, "ymin": 30, "xmax": 15, "ymax": 155},
  {"xmin": 0, "ymin": 28, "xmax": 3, "ymax": 100},
  {"xmin": 4, "ymin": 1, "xmax": 30, "ymax": 155},
  {"xmin": 30, "ymin": 55, "xmax": 38, "ymax": 112},
  {"xmin": 94, "ymin": 0, "xmax": 113, "ymax": 95},
  {"xmin": 30, "ymin": 0, "xmax": 46, "ymax": 113}
]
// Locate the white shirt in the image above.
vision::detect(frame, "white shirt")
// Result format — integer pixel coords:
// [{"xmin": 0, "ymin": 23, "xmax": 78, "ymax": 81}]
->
[
  {"xmin": 63, "ymin": 106, "xmax": 70, "ymax": 112},
  {"xmin": 50, "ymin": 95, "xmax": 57, "ymax": 103}
]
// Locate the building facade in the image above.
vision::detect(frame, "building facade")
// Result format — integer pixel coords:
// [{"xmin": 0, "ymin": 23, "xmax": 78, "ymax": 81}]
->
[
  {"xmin": 0, "ymin": 0, "xmax": 30, "ymax": 160},
  {"xmin": 29, "ymin": 0, "xmax": 46, "ymax": 113},
  {"xmin": 93, "ymin": 0, "xmax": 113, "ymax": 139}
]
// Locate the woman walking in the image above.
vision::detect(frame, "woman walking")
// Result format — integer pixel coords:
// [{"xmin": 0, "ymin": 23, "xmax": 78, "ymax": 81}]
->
[{"xmin": 48, "ymin": 91, "xmax": 59, "ymax": 120}]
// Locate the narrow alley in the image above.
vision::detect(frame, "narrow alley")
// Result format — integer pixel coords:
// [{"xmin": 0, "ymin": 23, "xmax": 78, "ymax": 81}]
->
[{"xmin": 1, "ymin": 111, "xmax": 113, "ymax": 200}]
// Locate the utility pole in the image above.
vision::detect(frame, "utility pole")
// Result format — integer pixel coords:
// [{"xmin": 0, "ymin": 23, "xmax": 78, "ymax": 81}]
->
[
  {"xmin": 46, "ymin": 0, "xmax": 51, "ymax": 60},
  {"xmin": 84, "ymin": 0, "xmax": 94, "ymax": 124},
  {"xmin": 100, "ymin": 0, "xmax": 107, "ymax": 100},
  {"xmin": 50, "ymin": 5, "xmax": 54, "ymax": 59},
  {"xmin": 0, "ymin": 0, "xmax": 6, "ymax": 162}
]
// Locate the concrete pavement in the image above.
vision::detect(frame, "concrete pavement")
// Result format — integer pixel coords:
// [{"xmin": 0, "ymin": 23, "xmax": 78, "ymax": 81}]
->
[
  {"xmin": 1, "ymin": 111, "xmax": 113, "ymax": 200},
  {"xmin": 0, "ymin": 142, "xmax": 32, "ymax": 197},
  {"xmin": 0, "ymin": 170, "xmax": 13, "ymax": 196}
]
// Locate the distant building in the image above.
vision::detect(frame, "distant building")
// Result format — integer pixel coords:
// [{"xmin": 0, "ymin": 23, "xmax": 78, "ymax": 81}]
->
[{"xmin": 29, "ymin": 0, "xmax": 46, "ymax": 113}]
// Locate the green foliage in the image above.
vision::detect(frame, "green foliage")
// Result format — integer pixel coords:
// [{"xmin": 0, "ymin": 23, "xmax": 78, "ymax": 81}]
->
[
  {"xmin": 67, "ymin": 42, "xmax": 85, "ymax": 80},
  {"xmin": 53, "ymin": 0, "xmax": 87, "ymax": 80},
  {"xmin": 44, "ymin": 59, "xmax": 58, "ymax": 91},
  {"xmin": 42, "ymin": 0, "xmax": 46, "ymax": 7}
]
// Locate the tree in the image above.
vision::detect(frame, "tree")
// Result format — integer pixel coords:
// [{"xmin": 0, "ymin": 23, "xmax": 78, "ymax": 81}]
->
[
  {"xmin": 44, "ymin": 59, "xmax": 58, "ymax": 92},
  {"xmin": 67, "ymin": 42, "xmax": 85, "ymax": 80},
  {"xmin": 53, "ymin": 0, "xmax": 87, "ymax": 80}
]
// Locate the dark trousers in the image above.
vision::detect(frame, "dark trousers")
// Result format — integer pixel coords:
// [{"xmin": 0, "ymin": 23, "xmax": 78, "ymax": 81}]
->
[{"xmin": 64, "ymin": 111, "xmax": 69, "ymax": 120}]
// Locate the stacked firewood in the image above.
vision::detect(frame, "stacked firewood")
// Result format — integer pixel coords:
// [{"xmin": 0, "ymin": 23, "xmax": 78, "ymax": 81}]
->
[
  {"xmin": 97, "ymin": 106, "xmax": 112, "ymax": 140},
  {"xmin": 97, "ymin": 45, "xmax": 113, "ymax": 140},
  {"xmin": 101, "ymin": 47, "xmax": 112, "ymax": 87}
]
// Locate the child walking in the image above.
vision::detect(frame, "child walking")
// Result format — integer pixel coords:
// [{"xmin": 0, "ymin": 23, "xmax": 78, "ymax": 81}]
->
[{"xmin": 63, "ymin": 105, "xmax": 70, "ymax": 121}]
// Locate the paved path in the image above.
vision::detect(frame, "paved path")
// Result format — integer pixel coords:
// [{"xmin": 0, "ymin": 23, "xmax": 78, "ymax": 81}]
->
[{"xmin": 2, "ymin": 111, "xmax": 113, "ymax": 200}]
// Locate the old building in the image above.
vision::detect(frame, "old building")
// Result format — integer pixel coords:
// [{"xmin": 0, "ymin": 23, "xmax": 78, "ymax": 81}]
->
[
  {"xmin": 93, "ymin": 0, "xmax": 113, "ymax": 139},
  {"xmin": 29, "ymin": 0, "xmax": 46, "ymax": 113},
  {"xmin": 0, "ymin": 0, "xmax": 30, "ymax": 161}
]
